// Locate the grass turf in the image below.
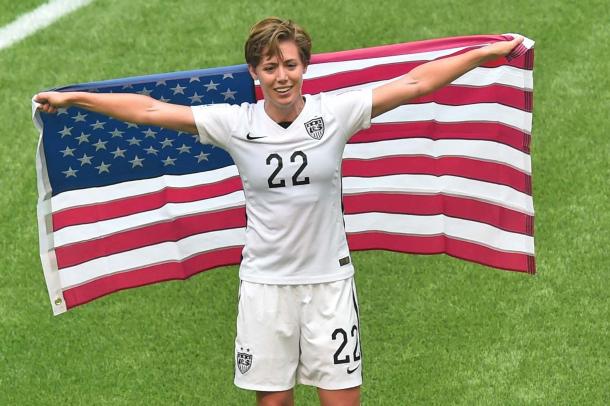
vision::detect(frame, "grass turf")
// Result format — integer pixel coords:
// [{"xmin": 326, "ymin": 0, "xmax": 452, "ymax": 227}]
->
[
  {"xmin": 0, "ymin": 0, "xmax": 48, "ymax": 27},
  {"xmin": 0, "ymin": 0, "xmax": 608, "ymax": 404}
]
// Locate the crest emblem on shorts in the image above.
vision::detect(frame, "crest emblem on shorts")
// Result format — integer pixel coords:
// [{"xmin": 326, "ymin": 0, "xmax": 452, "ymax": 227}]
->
[
  {"xmin": 304, "ymin": 117, "xmax": 325, "ymax": 140},
  {"xmin": 237, "ymin": 348, "xmax": 253, "ymax": 374}
]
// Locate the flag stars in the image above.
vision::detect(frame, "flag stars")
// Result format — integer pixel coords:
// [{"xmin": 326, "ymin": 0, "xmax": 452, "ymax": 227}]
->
[
  {"xmin": 129, "ymin": 155, "xmax": 145, "ymax": 168},
  {"xmin": 60, "ymin": 146, "xmax": 76, "ymax": 157},
  {"xmin": 111, "ymin": 147, "xmax": 127, "ymax": 158},
  {"xmin": 78, "ymin": 153, "xmax": 93, "ymax": 166},
  {"xmin": 62, "ymin": 166, "xmax": 78, "ymax": 178},
  {"xmin": 189, "ymin": 76, "xmax": 201, "ymax": 82},
  {"xmin": 137, "ymin": 87, "xmax": 153, "ymax": 96},
  {"xmin": 160, "ymin": 138, "xmax": 174, "ymax": 148},
  {"xmin": 90, "ymin": 120, "xmax": 106, "ymax": 130},
  {"xmin": 126, "ymin": 122, "xmax": 139, "ymax": 128},
  {"xmin": 57, "ymin": 108, "xmax": 69, "ymax": 115},
  {"xmin": 126, "ymin": 136, "xmax": 142, "ymax": 146},
  {"xmin": 144, "ymin": 146, "xmax": 159, "ymax": 155},
  {"xmin": 204, "ymin": 80, "xmax": 219, "ymax": 91},
  {"xmin": 59, "ymin": 126, "xmax": 73, "ymax": 138},
  {"xmin": 176, "ymin": 144, "xmax": 191, "ymax": 154},
  {"xmin": 155, "ymin": 79, "xmax": 167, "ymax": 86},
  {"xmin": 95, "ymin": 161, "xmax": 111, "ymax": 174},
  {"xmin": 162, "ymin": 156, "xmax": 177, "ymax": 166},
  {"xmin": 170, "ymin": 83, "xmax": 186, "ymax": 95},
  {"xmin": 195, "ymin": 152, "xmax": 210, "ymax": 162},
  {"xmin": 188, "ymin": 92, "xmax": 203, "ymax": 104},
  {"xmin": 93, "ymin": 139, "xmax": 108, "ymax": 151},
  {"xmin": 223, "ymin": 73, "xmax": 234, "ymax": 79},
  {"xmin": 72, "ymin": 112, "xmax": 87, "ymax": 122},
  {"xmin": 76, "ymin": 132, "xmax": 91, "ymax": 144},
  {"xmin": 221, "ymin": 88, "xmax": 237, "ymax": 100},
  {"xmin": 142, "ymin": 128, "xmax": 157, "ymax": 138},
  {"xmin": 159, "ymin": 96, "xmax": 171, "ymax": 103},
  {"xmin": 109, "ymin": 128, "xmax": 124, "ymax": 138}
]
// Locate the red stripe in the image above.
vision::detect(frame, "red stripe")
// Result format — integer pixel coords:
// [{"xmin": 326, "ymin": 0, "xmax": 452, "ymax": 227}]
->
[
  {"xmin": 347, "ymin": 232, "xmax": 534, "ymax": 273},
  {"xmin": 52, "ymin": 176, "xmax": 243, "ymax": 230},
  {"xmin": 62, "ymin": 229, "xmax": 534, "ymax": 310},
  {"xmin": 409, "ymin": 85, "xmax": 529, "ymax": 111},
  {"xmin": 301, "ymin": 71, "xmax": 529, "ymax": 111},
  {"xmin": 257, "ymin": 76, "xmax": 530, "ymax": 111},
  {"xmin": 56, "ymin": 192, "xmax": 532, "ymax": 270},
  {"xmin": 55, "ymin": 191, "xmax": 531, "ymax": 269},
  {"xmin": 55, "ymin": 206, "xmax": 246, "ymax": 269},
  {"xmin": 62, "ymin": 246, "xmax": 243, "ymax": 310},
  {"xmin": 342, "ymin": 156, "xmax": 531, "ymax": 194},
  {"xmin": 343, "ymin": 193, "xmax": 532, "ymax": 235},
  {"xmin": 310, "ymin": 35, "xmax": 532, "ymax": 70},
  {"xmin": 255, "ymin": 41, "xmax": 532, "ymax": 101},
  {"xmin": 350, "ymin": 121, "xmax": 530, "ymax": 153}
]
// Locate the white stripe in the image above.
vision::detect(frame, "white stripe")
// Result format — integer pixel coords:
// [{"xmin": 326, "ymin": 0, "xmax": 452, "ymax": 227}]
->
[
  {"xmin": 0, "ymin": 0, "xmax": 94, "ymax": 50},
  {"xmin": 374, "ymin": 103, "xmax": 532, "ymax": 133},
  {"xmin": 342, "ymin": 174, "xmax": 534, "ymax": 215},
  {"xmin": 345, "ymin": 212, "xmax": 535, "ymax": 254},
  {"xmin": 304, "ymin": 46, "xmax": 475, "ymax": 79},
  {"xmin": 253, "ymin": 46, "xmax": 468, "ymax": 86},
  {"xmin": 51, "ymin": 165, "xmax": 240, "ymax": 211},
  {"xmin": 54, "ymin": 191, "xmax": 246, "ymax": 247},
  {"xmin": 344, "ymin": 138, "xmax": 531, "ymax": 173},
  {"xmin": 34, "ymin": 104, "xmax": 66, "ymax": 315},
  {"xmin": 59, "ymin": 228, "xmax": 246, "ymax": 289},
  {"xmin": 313, "ymin": 65, "xmax": 533, "ymax": 94},
  {"xmin": 453, "ymin": 66, "xmax": 533, "ymax": 90}
]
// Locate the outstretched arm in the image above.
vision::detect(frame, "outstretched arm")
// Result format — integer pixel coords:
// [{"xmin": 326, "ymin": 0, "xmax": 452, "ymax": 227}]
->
[
  {"xmin": 34, "ymin": 91, "xmax": 198, "ymax": 134},
  {"xmin": 371, "ymin": 35, "xmax": 524, "ymax": 118}
]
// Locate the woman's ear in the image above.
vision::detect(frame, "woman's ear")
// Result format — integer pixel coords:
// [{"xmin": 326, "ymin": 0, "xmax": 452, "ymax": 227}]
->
[{"xmin": 248, "ymin": 65, "xmax": 258, "ymax": 80}]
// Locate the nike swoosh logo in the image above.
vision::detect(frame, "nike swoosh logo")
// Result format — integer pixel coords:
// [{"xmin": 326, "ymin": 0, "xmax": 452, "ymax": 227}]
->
[
  {"xmin": 246, "ymin": 133, "xmax": 265, "ymax": 140},
  {"xmin": 347, "ymin": 364, "xmax": 360, "ymax": 374}
]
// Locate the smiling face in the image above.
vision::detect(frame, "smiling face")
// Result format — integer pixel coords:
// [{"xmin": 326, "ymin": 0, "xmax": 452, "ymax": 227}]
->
[{"xmin": 248, "ymin": 40, "xmax": 308, "ymax": 122}]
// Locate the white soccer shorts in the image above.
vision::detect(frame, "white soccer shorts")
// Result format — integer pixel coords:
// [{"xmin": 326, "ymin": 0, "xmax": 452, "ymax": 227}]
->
[{"xmin": 234, "ymin": 277, "xmax": 362, "ymax": 391}]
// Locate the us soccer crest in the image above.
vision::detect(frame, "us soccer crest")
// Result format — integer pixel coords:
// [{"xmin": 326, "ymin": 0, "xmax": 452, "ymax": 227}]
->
[
  {"xmin": 304, "ymin": 117, "xmax": 325, "ymax": 140},
  {"xmin": 237, "ymin": 348, "xmax": 253, "ymax": 374}
]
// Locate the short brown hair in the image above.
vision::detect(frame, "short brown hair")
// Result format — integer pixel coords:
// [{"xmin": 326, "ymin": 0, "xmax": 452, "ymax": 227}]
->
[{"xmin": 244, "ymin": 17, "xmax": 312, "ymax": 68}]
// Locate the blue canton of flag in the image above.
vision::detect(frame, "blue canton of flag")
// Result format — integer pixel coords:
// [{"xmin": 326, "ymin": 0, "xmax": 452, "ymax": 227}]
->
[{"xmin": 41, "ymin": 65, "xmax": 254, "ymax": 195}]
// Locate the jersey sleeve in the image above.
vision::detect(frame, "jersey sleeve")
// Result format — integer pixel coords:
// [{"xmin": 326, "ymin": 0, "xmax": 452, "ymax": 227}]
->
[
  {"xmin": 329, "ymin": 88, "xmax": 373, "ymax": 141},
  {"xmin": 190, "ymin": 104, "xmax": 241, "ymax": 150}
]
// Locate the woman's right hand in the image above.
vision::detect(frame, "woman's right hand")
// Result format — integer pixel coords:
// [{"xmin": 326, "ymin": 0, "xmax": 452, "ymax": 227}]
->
[{"xmin": 34, "ymin": 91, "xmax": 72, "ymax": 114}]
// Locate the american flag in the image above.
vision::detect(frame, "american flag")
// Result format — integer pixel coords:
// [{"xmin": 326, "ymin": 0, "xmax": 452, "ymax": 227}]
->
[{"xmin": 34, "ymin": 34, "xmax": 535, "ymax": 315}]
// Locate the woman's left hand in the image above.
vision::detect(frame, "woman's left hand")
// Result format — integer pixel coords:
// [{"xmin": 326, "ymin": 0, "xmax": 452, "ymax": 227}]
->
[{"xmin": 482, "ymin": 35, "xmax": 524, "ymax": 59}]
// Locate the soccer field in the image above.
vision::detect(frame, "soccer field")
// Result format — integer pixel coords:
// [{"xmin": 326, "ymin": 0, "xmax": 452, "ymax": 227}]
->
[{"xmin": 1, "ymin": 0, "xmax": 608, "ymax": 404}]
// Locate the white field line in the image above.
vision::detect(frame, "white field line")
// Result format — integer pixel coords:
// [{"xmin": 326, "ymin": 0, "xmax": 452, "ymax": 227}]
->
[{"xmin": 0, "ymin": 0, "xmax": 94, "ymax": 51}]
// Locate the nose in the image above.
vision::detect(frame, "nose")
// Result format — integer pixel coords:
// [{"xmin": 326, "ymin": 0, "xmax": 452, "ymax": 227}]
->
[{"xmin": 276, "ymin": 65, "xmax": 288, "ymax": 82}]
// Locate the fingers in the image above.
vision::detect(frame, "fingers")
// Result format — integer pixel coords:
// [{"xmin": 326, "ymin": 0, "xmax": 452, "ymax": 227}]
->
[
  {"xmin": 34, "ymin": 92, "xmax": 49, "ymax": 104},
  {"xmin": 34, "ymin": 91, "xmax": 60, "ymax": 114},
  {"xmin": 512, "ymin": 35, "xmax": 524, "ymax": 45}
]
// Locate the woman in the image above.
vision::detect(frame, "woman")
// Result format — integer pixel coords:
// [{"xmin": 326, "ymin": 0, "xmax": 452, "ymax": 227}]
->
[{"xmin": 35, "ymin": 17, "xmax": 522, "ymax": 406}]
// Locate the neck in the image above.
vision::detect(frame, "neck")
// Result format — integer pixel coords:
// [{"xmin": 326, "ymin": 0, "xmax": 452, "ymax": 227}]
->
[{"xmin": 264, "ymin": 97, "xmax": 305, "ymax": 123}]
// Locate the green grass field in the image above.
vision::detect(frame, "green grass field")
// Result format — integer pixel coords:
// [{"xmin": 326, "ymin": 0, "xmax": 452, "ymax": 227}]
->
[{"xmin": 1, "ymin": 0, "xmax": 608, "ymax": 404}]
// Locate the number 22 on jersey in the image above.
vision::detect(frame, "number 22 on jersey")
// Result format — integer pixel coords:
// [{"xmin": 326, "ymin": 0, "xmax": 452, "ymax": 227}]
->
[{"xmin": 266, "ymin": 151, "xmax": 310, "ymax": 189}]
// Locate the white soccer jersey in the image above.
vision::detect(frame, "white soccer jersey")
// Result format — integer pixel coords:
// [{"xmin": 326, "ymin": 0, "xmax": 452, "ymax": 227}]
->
[{"xmin": 191, "ymin": 89, "xmax": 372, "ymax": 284}]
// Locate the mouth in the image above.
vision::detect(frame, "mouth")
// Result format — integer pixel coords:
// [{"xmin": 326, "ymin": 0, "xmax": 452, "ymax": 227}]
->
[{"xmin": 274, "ymin": 86, "xmax": 293, "ymax": 95}]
